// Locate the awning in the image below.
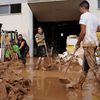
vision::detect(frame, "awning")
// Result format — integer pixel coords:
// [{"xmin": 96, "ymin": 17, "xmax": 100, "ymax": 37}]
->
[{"xmin": 28, "ymin": 0, "xmax": 81, "ymax": 22}]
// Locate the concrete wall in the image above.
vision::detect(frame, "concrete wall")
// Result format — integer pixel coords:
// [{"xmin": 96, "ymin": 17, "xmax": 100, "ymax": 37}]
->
[
  {"xmin": 87, "ymin": 0, "xmax": 100, "ymax": 21},
  {"xmin": 28, "ymin": 0, "xmax": 66, "ymax": 3},
  {"xmin": 0, "ymin": 3, "xmax": 33, "ymax": 57},
  {"xmin": 0, "ymin": 0, "xmax": 27, "ymax": 5}
]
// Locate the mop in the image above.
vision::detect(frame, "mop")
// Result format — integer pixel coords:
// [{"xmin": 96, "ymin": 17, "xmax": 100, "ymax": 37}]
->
[{"xmin": 59, "ymin": 49, "xmax": 77, "ymax": 84}]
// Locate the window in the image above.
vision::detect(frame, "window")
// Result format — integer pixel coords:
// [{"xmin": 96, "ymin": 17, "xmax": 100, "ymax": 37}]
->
[
  {"xmin": 98, "ymin": 0, "xmax": 100, "ymax": 8},
  {"xmin": 0, "ymin": 5, "xmax": 10, "ymax": 14},
  {"xmin": 0, "ymin": 4, "xmax": 21, "ymax": 15},
  {"xmin": 11, "ymin": 4, "xmax": 21, "ymax": 13}
]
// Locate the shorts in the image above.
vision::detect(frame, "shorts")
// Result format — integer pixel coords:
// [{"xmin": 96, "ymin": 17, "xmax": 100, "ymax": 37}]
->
[{"xmin": 38, "ymin": 45, "xmax": 46, "ymax": 57}]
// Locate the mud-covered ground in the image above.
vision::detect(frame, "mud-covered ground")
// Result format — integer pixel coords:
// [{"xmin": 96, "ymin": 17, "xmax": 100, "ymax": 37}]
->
[
  {"xmin": 0, "ymin": 59, "xmax": 33, "ymax": 100},
  {"xmin": 0, "ymin": 57, "xmax": 100, "ymax": 100},
  {"xmin": 33, "ymin": 57, "xmax": 100, "ymax": 100}
]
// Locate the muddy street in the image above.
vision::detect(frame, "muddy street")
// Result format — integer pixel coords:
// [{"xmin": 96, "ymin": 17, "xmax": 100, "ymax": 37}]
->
[{"xmin": 0, "ymin": 57, "xmax": 100, "ymax": 100}]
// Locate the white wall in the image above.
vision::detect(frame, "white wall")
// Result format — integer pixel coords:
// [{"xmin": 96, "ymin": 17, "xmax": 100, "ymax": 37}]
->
[
  {"xmin": 0, "ymin": 0, "xmax": 27, "ymax": 5},
  {"xmin": 22, "ymin": 3, "xmax": 33, "ymax": 57},
  {"xmin": 0, "ymin": 3, "xmax": 33, "ymax": 57},
  {"xmin": 28, "ymin": 0, "xmax": 68, "ymax": 3},
  {"xmin": 87, "ymin": 0, "xmax": 100, "ymax": 21}
]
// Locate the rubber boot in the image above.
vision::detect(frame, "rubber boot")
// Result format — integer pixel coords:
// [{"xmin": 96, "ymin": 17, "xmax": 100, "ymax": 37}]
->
[{"xmin": 72, "ymin": 72, "xmax": 87, "ymax": 90}]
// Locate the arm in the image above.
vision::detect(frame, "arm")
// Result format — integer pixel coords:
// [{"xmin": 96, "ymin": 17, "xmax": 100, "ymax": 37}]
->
[
  {"xmin": 19, "ymin": 41, "xmax": 25, "ymax": 49},
  {"xmin": 36, "ymin": 37, "xmax": 44, "ymax": 43},
  {"xmin": 76, "ymin": 24, "xmax": 86, "ymax": 49}
]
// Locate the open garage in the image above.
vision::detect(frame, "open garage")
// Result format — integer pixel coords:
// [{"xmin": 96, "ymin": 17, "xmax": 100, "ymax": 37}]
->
[{"xmin": 28, "ymin": 0, "xmax": 81, "ymax": 55}]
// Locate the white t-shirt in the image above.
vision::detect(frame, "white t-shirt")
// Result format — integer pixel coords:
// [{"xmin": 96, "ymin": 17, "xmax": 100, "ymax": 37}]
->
[{"xmin": 79, "ymin": 12, "xmax": 100, "ymax": 47}]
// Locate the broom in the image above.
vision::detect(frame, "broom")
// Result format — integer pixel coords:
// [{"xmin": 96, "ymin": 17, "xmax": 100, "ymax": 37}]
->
[
  {"xmin": 59, "ymin": 49, "xmax": 100, "ymax": 85},
  {"xmin": 59, "ymin": 49, "xmax": 77, "ymax": 84}
]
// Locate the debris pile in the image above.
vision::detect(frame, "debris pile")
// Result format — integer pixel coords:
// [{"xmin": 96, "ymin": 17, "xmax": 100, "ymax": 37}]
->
[
  {"xmin": 57, "ymin": 47, "xmax": 84, "ymax": 65},
  {"xmin": 0, "ymin": 61, "xmax": 32, "ymax": 100},
  {"xmin": 0, "ymin": 63, "xmax": 10, "ymax": 79},
  {"xmin": 6, "ymin": 79, "xmax": 31, "ymax": 100},
  {"xmin": 54, "ymin": 47, "xmax": 84, "ymax": 72}
]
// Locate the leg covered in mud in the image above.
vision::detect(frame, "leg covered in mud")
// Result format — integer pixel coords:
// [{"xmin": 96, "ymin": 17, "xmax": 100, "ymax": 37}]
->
[
  {"xmin": 35, "ymin": 57, "xmax": 42, "ymax": 69},
  {"xmin": 71, "ymin": 47, "xmax": 99, "ymax": 89},
  {"xmin": 72, "ymin": 72, "xmax": 87, "ymax": 89},
  {"xmin": 35, "ymin": 57, "xmax": 46, "ymax": 70},
  {"xmin": 84, "ymin": 47, "xmax": 100, "ymax": 84}
]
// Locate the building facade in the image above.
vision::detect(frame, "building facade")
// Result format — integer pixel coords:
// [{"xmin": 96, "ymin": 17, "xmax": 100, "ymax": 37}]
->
[
  {"xmin": 0, "ymin": 0, "xmax": 100, "ymax": 57},
  {"xmin": 88, "ymin": 0, "xmax": 100, "ymax": 19},
  {"xmin": 0, "ymin": 0, "xmax": 33, "ymax": 57}
]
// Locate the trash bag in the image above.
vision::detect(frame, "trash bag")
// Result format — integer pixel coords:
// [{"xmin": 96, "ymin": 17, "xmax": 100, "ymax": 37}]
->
[
  {"xmin": 4, "ymin": 50, "xmax": 11, "ymax": 58},
  {"xmin": 12, "ymin": 45, "xmax": 21, "ymax": 58}
]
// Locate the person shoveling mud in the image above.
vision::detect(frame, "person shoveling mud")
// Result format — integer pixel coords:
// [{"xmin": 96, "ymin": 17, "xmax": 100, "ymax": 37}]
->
[
  {"xmin": 35, "ymin": 27, "xmax": 48, "ymax": 70},
  {"xmin": 64, "ymin": 1, "xmax": 100, "ymax": 90}
]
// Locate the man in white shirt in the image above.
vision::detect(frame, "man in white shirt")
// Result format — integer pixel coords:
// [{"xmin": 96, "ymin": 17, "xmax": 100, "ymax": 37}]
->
[{"xmin": 72, "ymin": 0, "xmax": 100, "ymax": 89}]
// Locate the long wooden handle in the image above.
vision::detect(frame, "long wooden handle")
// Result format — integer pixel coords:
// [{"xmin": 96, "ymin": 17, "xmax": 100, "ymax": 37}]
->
[
  {"xmin": 63, "ymin": 49, "xmax": 77, "ymax": 77},
  {"xmin": 44, "ymin": 42, "xmax": 49, "ymax": 57}
]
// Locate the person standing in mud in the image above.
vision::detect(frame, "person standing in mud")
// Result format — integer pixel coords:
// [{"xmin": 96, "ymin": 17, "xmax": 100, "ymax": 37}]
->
[
  {"xmin": 71, "ymin": 1, "xmax": 100, "ymax": 89},
  {"xmin": 35, "ymin": 27, "xmax": 47, "ymax": 70},
  {"xmin": 18, "ymin": 34, "xmax": 29, "ymax": 66}
]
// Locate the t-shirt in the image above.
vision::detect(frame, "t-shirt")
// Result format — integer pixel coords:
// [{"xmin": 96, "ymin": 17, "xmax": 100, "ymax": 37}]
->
[
  {"xmin": 35, "ymin": 33, "xmax": 45, "ymax": 46},
  {"xmin": 79, "ymin": 12, "xmax": 100, "ymax": 47},
  {"xmin": 18, "ymin": 38, "xmax": 29, "ymax": 51}
]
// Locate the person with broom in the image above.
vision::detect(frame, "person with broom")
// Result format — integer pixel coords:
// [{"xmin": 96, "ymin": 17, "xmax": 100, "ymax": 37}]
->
[
  {"xmin": 70, "ymin": 0, "xmax": 100, "ymax": 89},
  {"xmin": 35, "ymin": 26, "xmax": 47, "ymax": 70}
]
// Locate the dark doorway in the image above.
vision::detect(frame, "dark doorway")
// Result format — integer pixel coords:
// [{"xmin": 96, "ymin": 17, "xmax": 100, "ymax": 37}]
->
[{"xmin": 33, "ymin": 16, "xmax": 80, "ymax": 56}]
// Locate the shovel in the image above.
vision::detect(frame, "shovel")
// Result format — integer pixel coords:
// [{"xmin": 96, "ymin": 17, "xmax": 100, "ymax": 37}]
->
[{"xmin": 59, "ymin": 49, "xmax": 77, "ymax": 84}]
